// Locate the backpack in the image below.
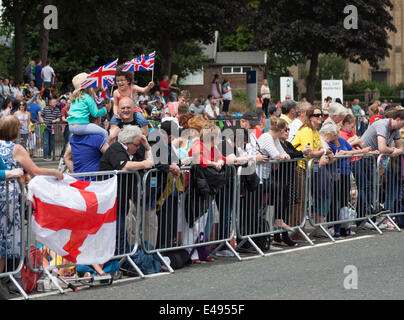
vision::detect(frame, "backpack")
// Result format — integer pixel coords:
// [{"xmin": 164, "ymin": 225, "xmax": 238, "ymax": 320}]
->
[
  {"xmin": 20, "ymin": 246, "xmax": 43, "ymax": 294},
  {"xmin": 163, "ymin": 249, "xmax": 189, "ymax": 270},
  {"xmin": 189, "ymin": 233, "xmax": 211, "ymax": 261}
]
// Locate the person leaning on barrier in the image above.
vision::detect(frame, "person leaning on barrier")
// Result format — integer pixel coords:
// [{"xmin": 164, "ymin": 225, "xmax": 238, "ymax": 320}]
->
[
  {"xmin": 277, "ymin": 120, "xmax": 311, "ymax": 246},
  {"xmin": 257, "ymin": 118, "xmax": 293, "ymax": 233},
  {"xmin": 290, "ymin": 107, "xmax": 333, "ymax": 240},
  {"xmin": 339, "ymin": 114, "xmax": 381, "ymax": 220},
  {"xmin": 99, "ymin": 125, "xmax": 153, "ymax": 254},
  {"xmin": 319, "ymin": 124, "xmax": 377, "ymax": 238},
  {"xmin": 288, "ymin": 102, "xmax": 312, "ymax": 143},
  {"xmin": 150, "ymin": 120, "xmax": 183, "ymax": 249},
  {"xmin": 240, "ymin": 111, "xmax": 271, "ymax": 164},
  {"xmin": 279, "ymin": 99, "xmax": 297, "ymax": 125},
  {"xmin": 361, "ymin": 109, "xmax": 404, "ymax": 218},
  {"xmin": 63, "ymin": 115, "xmax": 110, "ymax": 174},
  {"xmin": 323, "ymin": 102, "xmax": 347, "ymax": 129},
  {"xmin": 0, "ymin": 115, "xmax": 62, "ymax": 276},
  {"xmin": 185, "ymin": 123, "xmax": 231, "ymax": 263}
]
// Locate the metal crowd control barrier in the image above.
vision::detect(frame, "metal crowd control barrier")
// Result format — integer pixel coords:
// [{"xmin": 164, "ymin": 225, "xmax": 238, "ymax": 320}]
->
[
  {"xmin": 25, "ymin": 170, "xmax": 144, "ymax": 298},
  {"xmin": 235, "ymin": 159, "xmax": 312, "ymax": 259},
  {"xmin": 30, "ymin": 123, "xmax": 67, "ymax": 160},
  {"xmin": 141, "ymin": 165, "xmax": 240, "ymax": 272},
  {"xmin": 0, "ymin": 179, "xmax": 28, "ymax": 300},
  {"xmin": 307, "ymin": 154, "xmax": 383, "ymax": 241},
  {"xmin": 376, "ymin": 154, "xmax": 404, "ymax": 231}
]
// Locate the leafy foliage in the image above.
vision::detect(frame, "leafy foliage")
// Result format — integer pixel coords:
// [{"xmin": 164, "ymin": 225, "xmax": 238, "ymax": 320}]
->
[{"xmin": 247, "ymin": 0, "xmax": 396, "ymax": 102}]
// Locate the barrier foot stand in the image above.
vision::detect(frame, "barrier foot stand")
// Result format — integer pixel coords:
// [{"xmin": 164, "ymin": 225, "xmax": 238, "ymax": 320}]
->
[
  {"xmin": 156, "ymin": 251, "xmax": 174, "ymax": 274},
  {"xmin": 385, "ymin": 215, "xmax": 401, "ymax": 232},
  {"xmin": 211, "ymin": 243, "xmax": 225, "ymax": 256},
  {"xmin": 224, "ymin": 241, "xmax": 242, "ymax": 261},
  {"xmin": 247, "ymin": 237, "xmax": 265, "ymax": 257},
  {"xmin": 9, "ymin": 274, "xmax": 28, "ymax": 300},
  {"xmin": 44, "ymin": 268, "xmax": 65, "ymax": 294},
  {"xmin": 319, "ymin": 225, "xmax": 336, "ymax": 242},
  {"xmin": 297, "ymin": 227, "xmax": 314, "ymax": 246},
  {"xmin": 125, "ymin": 256, "xmax": 146, "ymax": 279},
  {"xmin": 367, "ymin": 218, "xmax": 382, "ymax": 235}
]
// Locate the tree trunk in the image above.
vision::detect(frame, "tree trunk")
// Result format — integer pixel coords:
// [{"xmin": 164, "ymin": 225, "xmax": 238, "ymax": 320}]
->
[
  {"xmin": 39, "ymin": 0, "xmax": 51, "ymax": 64},
  {"xmin": 161, "ymin": 38, "xmax": 173, "ymax": 77},
  {"xmin": 14, "ymin": 7, "xmax": 24, "ymax": 82},
  {"xmin": 39, "ymin": 25, "xmax": 50, "ymax": 64},
  {"xmin": 306, "ymin": 51, "xmax": 319, "ymax": 104}
]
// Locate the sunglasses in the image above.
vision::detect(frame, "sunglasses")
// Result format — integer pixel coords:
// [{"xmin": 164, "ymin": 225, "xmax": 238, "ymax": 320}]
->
[{"xmin": 312, "ymin": 113, "xmax": 323, "ymax": 118}]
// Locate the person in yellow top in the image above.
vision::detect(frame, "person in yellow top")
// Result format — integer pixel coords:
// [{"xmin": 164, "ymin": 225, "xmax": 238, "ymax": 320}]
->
[
  {"xmin": 280, "ymin": 100, "xmax": 297, "ymax": 124},
  {"xmin": 290, "ymin": 107, "xmax": 333, "ymax": 240}
]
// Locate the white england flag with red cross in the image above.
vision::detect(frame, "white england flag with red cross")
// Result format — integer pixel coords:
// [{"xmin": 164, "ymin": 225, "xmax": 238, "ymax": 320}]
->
[{"xmin": 28, "ymin": 175, "xmax": 118, "ymax": 265}]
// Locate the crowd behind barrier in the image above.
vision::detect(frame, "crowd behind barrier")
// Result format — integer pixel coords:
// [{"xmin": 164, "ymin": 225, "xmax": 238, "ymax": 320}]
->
[
  {"xmin": 1, "ymin": 68, "xmax": 404, "ymax": 300},
  {"xmin": 0, "ymin": 153, "xmax": 403, "ymax": 299}
]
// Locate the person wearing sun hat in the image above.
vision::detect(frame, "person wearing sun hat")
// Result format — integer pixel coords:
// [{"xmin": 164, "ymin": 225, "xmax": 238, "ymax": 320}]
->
[{"xmin": 67, "ymin": 72, "xmax": 112, "ymax": 141}]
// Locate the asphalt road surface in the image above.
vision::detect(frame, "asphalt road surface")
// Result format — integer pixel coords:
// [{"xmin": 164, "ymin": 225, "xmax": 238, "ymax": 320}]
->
[{"xmin": 25, "ymin": 229, "xmax": 404, "ymax": 301}]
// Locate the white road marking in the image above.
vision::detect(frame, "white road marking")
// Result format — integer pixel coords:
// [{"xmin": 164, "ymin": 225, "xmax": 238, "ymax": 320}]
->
[
  {"xmin": 240, "ymin": 235, "xmax": 376, "ymax": 261},
  {"xmin": 11, "ymin": 235, "xmax": 377, "ymax": 300}
]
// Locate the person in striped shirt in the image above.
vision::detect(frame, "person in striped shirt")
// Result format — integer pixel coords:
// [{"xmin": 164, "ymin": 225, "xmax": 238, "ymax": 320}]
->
[{"xmin": 39, "ymin": 98, "xmax": 61, "ymax": 160}]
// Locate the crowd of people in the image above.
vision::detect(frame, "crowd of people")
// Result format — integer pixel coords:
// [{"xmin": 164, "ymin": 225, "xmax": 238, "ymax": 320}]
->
[{"xmin": 0, "ymin": 62, "xmax": 404, "ymax": 294}]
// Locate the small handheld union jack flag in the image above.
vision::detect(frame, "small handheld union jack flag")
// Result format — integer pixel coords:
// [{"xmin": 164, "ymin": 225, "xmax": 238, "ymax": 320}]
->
[
  {"xmin": 123, "ymin": 51, "xmax": 155, "ymax": 72},
  {"xmin": 95, "ymin": 87, "xmax": 113, "ymax": 106},
  {"xmin": 81, "ymin": 59, "xmax": 119, "ymax": 89}
]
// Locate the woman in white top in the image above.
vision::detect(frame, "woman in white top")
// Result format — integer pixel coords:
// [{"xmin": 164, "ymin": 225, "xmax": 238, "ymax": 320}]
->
[
  {"xmin": 257, "ymin": 118, "xmax": 293, "ymax": 232},
  {"xmin": 261, "ymin": 79, "xmax": 271, "ymax": 117}
]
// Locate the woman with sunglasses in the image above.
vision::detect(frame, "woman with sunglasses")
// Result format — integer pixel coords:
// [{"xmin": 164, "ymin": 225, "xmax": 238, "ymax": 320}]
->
[
  {"xmin": 274, "ymin": 121, "xmax": 312, "ymax": 246},
  {"xmin": 290, "ymin": 107, "xmax": 333, "ymax": 240},
  {"xmin": 257, "ymin": 117, "xmax": 292, "ymax": 233}
]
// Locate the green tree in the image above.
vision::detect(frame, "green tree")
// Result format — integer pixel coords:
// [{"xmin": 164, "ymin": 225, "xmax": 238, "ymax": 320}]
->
[{"xmin": 248, "ymin": 0, "xmax": 396, "ymax": 103}]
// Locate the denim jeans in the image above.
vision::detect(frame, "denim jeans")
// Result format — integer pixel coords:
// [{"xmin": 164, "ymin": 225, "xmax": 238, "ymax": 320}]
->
[
  {"xmin": 69, "ymin": 123, "xmax": 109, "ymax": 141},
  {"xmin": 351, "ymin": 160, "xmax": 372, "ymax": 216},
  {"xmin": 384, "ymin": 166, "xmax": 400, "ymax": 213},
  {"xmin": 42, "ymin": 128, "xmax": 55, "ymax": 159},
  {"xmin": 76, "ymin": 260, "xmax": 120, "ymax": 277}
]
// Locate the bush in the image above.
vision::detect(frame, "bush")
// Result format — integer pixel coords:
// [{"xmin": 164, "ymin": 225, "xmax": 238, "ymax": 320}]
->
[{"xmin": 344, "ymin": 80, "xmax": 398, "ymax": 96}]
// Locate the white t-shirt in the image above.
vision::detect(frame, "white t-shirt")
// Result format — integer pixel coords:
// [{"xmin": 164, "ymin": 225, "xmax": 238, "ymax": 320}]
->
[
  {"xmin": 257, "ymin": 133, "xmax": 286, "ymax": 181},
  {"xmin": 288, "ymin": 118, "xmax": 304, "ymax": 143},
  {"xmin": 204, "ymin": 102, "xmax": 219, "ymax": 118},
  {"xmin": 261, "ymin": 85, "xmax": 271, "ymax": 100},
  {"xmin": 41, "ymin": 66, "xmax": 55, "ymax": 82}
]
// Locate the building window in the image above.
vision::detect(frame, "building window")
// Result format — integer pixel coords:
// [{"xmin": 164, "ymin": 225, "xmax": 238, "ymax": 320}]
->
[
  {"xmin": 371, "ymin": 71, "xmax": 388, "ymax": 83},
  {"xmin": 222, "ymin": 66, "xmax": 252, "ymax": 74},
  {"xmin": 180, "ymin": 69, "xmax": 204, "ymax": 86}
]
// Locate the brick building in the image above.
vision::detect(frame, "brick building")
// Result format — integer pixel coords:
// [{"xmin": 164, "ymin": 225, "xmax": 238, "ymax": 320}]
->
[{"xmin": 180, "ymin": 35, "xmax": 267, "ymax": 99}]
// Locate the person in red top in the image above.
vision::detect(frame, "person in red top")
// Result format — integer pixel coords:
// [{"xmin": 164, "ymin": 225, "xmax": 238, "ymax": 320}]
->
[
  {"xmin": 190, "ymin": 123, "xmax": 226, "ymax": 169},
  {"xmin": 252, "ymin": 110, "xmax": 267, "ymax": 139},
  {"xmin": 159, "ymin": 75, "xmax": 170, "ymax": 104},
  {"xmin": 368, "ymin": 104, "xmax": 383, "ymax": 125}
]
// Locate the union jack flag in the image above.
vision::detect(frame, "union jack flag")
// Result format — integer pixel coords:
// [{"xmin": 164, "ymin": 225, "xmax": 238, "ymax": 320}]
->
[
  {"xmin": 95, "ymin": 87, "xmax": 113, "ymax": 106},
  {"xmin": 123, "ymin": 51, "xmax": 155, "ymax": 72},
  {"xmin": 81, "ymin": 59, "xmax": 119, "ymax": 89}
]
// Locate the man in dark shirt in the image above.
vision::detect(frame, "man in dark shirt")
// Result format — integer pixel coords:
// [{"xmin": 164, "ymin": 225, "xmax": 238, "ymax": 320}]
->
[
  {"xmin": 99, "ymin": 125, "xmax": 153, "ymax": 254},
  {"xmin": 108, "ymin": 96, "xmax": 149, "ymax": 144}
]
